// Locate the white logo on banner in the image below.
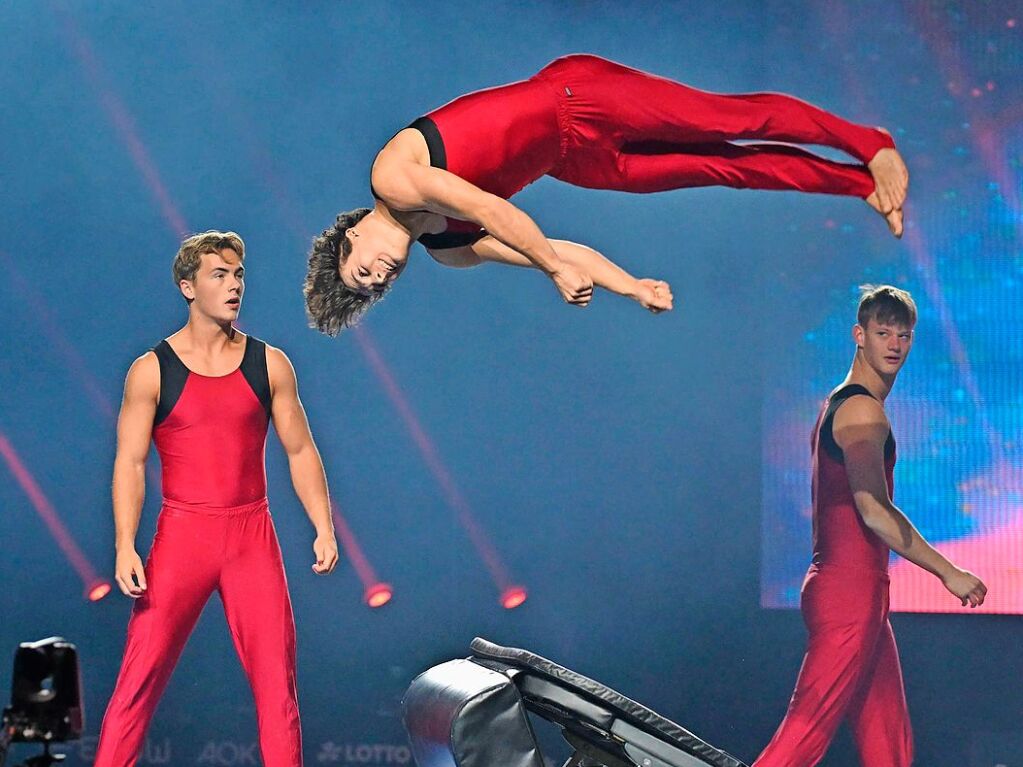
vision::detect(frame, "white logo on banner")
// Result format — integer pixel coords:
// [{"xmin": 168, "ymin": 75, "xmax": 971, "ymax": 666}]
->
[
  {"xmin": 76, "ymin": 736, "xmax": 172, "ymax": 764},
  {"xmin": 316, "ymin": 742, "xmax": 412, "ymax": 764},
  {"xmin": 197, "ymin": 741, "xmax": 260, "ymax": 766}
]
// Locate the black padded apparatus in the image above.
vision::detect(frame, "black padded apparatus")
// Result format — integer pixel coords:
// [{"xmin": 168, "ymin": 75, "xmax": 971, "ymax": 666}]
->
[
  {"xmin": 402, "ymin": 658, "xmax": 546, "ymax": 767},
  {"xmin": 401, "ymin": 639, "xmax": 748, "ymax": 767}
]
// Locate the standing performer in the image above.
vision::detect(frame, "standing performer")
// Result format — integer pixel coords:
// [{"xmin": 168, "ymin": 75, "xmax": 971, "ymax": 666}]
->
[
  {"xmin": 754, "ymin": 285, "xmax": 986, "ymax": 767},
  {"xmin": 305, "ymin": 54, "xmax": 909, "ymax": 334},
  {"xmin": 96, "ymin": 232, "xmax": 339, "ymax": 767}
]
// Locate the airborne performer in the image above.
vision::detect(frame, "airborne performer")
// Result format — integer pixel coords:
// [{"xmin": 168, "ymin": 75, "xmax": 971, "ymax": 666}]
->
[{"xmin": 305, "ymin": 54, "xmax": 908, "ymax": 333}]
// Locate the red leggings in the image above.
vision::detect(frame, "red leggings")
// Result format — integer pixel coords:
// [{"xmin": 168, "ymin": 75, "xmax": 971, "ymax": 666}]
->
[
  {"xmin": 535, "ymin": 54, "xmax": 892, "ymax": 198},
  {"xmin": 95, "ymin": 499, "xmax": 301, "ymax": 767},
  {"xmin": 754, "ymin": 567, "xmax": 913, "ymax": 767}
]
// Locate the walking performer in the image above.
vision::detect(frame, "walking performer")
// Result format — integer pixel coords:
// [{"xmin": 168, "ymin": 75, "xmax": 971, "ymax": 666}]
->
[
  {"xmin": 304, "ymin": 54, "xmax": 908, "ymax": 334},
  {"xmin": 754, "ymin": 285, "xmax": 986, "ymax": 767},
  {"xmin": 96, "ymin": 231, "xmax": 339, "ymax": 766}
]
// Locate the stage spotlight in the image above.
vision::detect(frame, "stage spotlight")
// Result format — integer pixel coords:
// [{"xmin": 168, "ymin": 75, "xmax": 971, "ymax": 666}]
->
[
  {"xmin": 1, "ymin": 637, "xmax": 83, "ymax": 767},
  {"xmin": 500, "ymin": 586, "xmax": 528, "ymax": 610},
  {"xmin": 87, "ymin": 582, "xmax": 111, "ymax": 602},
  {"xmin": 364, "ymin": 582, "xmax": 393, "ymax": 608}
]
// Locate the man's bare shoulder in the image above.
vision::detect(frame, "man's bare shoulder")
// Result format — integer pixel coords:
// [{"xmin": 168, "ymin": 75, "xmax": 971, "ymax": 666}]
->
[
  {"xmin": 264, "ymin": 343, "xmax": 298, "ymax": 387},
  {"xmin": 124, "ymin": 351, "xmax": 160, "ymax": 398},
  {"xmin": 371, "ymin": 166, "xmax": 433, "ymax": 213},
  {"xmin": 832, "ymin": 393, "xmax": 889, "ymax": 447},
  {"xmin": 377, "ymin": 128, "xmax": 430, "ymax": 166},
  {"xmin": 371, "ymin": 130, "xmax": 431, "ymax": 206},
  {"xmin": 263, "ymin": 341, "xmax": 288, "ymax": 363}
]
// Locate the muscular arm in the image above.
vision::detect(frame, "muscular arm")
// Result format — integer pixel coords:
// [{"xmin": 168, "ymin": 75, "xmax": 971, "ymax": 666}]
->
[
  {"xmin": 372, "ymin": 158, "xmax": 592, "ymax": 304},
  {"xmin": 267, "ymin": 346, "xmax": 338, "ymax": 574},
  {"xmin": 111, "ymin": 353, "xmax": 159, "ymax": 597},
  {"xmin": 429, "ymin": 236, "xmax": 673, "ymax": 312},
  {"xmin": 836, "ymin": 396, "xmax": 986, "ymax": 606}
]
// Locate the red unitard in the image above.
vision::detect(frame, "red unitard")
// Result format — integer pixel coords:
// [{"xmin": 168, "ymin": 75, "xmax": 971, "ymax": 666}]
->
[
  {"xmin": 754, "ymin": 384, "xmax": 913, "ymax": 767},
  {"xmin": 408, "ymin": 54, "xmax": 895, "ymax": 249},
  {"xmin": 95, "ymin": 336, "xmax": 301, "ymax": 767}
]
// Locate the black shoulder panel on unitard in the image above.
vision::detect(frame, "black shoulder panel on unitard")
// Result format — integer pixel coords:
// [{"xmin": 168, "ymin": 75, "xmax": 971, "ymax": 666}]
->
[
  {"xmin": 240, "ymin": 336, "xmax": 272, "ymax": 420},
  {"xmin": 408, "ymin": 116, "xmax": 447, "ymax": 170},
  {"xmin": 152, "ymin": 340, "xmax": 189, "ymax": 426},
  {"xmin": 418, "ymin": 229, "xmax": 488, "ymax": 250},
  {"xmin": 371, "ymin": 117, "xmax": 445, "ymax": 201},
  {"xmin": 819, "ymin": 383, "xmax": 895, "ymax": 464},
  {"xmin": 385, "ymin": 116, "xmax": 487, "ymax": 250}
]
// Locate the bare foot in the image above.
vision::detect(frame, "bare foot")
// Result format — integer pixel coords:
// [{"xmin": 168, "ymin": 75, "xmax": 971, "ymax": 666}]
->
[
  {"xmin": 867, "ymin": 139, "xmax": 909, "ymax": 213},
  {"xmin": 866, "ymin": 192, "xmax": 904, "ymax": 238}
]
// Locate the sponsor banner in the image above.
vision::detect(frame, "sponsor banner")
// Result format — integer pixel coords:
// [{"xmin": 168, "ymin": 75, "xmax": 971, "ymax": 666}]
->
[
  {"xmin": 969, "ymin": 731, "xmax": 1023, "ymax": 767},
  {"xmin": 45, "ymin": 738, "xmax": 412, "ymax": 767}
]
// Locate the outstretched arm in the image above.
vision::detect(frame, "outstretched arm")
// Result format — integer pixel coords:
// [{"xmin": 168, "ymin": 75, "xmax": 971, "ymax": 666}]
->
[
  {"xmin": 836, "ymin": 396, "xmax": 987, "ymax": 607},
  {"xmin": 111, "ymin": 353, "xmax": 159, "ymax": 598},
  {"xmin": 267, "ymin": 346, "xmax": 338, "ymax": 575},
  {"xmin": 372, "ymin": 158, "xmax": 593, "ymax": 305},
  {"xmin": 429, "ymin": 236, "xmax": 673, "ymax": 313}
]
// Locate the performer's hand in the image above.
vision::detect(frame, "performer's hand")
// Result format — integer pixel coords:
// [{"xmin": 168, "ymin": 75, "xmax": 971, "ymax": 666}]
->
[
  {"xmin": 634, "ymin": 279, "xmax": 674, "ymax": 313},
  {"xmin": 312, "ymin": 533, "xmax": 339, "ymax": 575},
  {"xmin": 114, "ymin": 548, "xmax": 147, "ymax": 598},
  {"xmin": 551, "ymin": 265, "xmax": 594, "ymax": 307},
  {"xmin": 942, "ymin": 567, "xmax": 987, "ymax": 608}
]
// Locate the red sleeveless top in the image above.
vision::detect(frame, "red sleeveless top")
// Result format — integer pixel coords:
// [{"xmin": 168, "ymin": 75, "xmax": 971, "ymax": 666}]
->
[
  {"xmin": 810, "ymin": 384, "xmax": 896, "ymax": 573},
  {"xmin": 403, "ymin": 71, "xmax": 563, "ymax": 250},
  {"xmin": 151, "ymin": 336, "xmax": 271, "ymax": 509}
]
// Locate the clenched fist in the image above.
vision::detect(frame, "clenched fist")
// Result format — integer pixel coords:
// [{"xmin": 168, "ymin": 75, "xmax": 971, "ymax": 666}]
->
[
  {"xmin": 551, "ymin": 265, "xmax": 594, "ymax": 307},
  {"xmin": 634, "ymin": 278, "xmax": 674, "ymax": 313},
  {"xmin": 942, "ymin": 567, "xmax": 987, "ymax": 608}
]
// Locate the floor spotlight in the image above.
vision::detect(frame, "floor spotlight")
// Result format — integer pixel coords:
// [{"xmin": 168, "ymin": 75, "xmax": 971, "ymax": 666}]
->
[
  {"xmin": 364, "ymin": 582, "xmax": 393, "ymax": 608},
  {"xmin": 500, "ymin": 586, "xmax": 528, "ymax": 609},
  {"xmin": 1, "ymin": 637, "xmax": 83, "ymax": 767},
  {"xmin": 87, "ymin": 582, "xmax": 111, "ymax": 602}
]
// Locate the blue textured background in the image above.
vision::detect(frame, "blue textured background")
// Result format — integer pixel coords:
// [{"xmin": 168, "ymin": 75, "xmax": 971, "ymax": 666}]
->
[{"xmin": 1, "ymin": 2, "xmax": 1019, "ymax": 766}]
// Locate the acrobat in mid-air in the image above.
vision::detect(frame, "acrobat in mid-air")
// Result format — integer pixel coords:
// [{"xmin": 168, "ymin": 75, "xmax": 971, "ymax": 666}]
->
[{"xmin": 305, "ymin": 54, "xmax": 909, "ymax": 334}]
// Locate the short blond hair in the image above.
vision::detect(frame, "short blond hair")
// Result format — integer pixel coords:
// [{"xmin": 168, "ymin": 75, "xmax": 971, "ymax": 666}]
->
[{"xmin": 172, "ymin": 231, "xmax": 246, "ymax": 289}]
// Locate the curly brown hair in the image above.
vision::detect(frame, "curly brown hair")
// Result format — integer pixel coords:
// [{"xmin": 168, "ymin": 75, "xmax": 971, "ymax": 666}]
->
[{"xmin": 303, "ymin": 208, "xmax": 381, "ymax": 336}]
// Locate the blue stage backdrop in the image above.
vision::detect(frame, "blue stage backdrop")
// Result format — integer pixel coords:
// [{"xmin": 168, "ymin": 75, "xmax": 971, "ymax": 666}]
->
[{"xmin": 1, "ymin": 3, "xmax": 1019, "ymax": 767}]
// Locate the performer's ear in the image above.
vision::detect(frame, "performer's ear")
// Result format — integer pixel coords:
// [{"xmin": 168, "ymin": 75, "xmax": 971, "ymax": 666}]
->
[{"xmin": 346, "ymin": 228, "xmax": 358, "ymax": 238}]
